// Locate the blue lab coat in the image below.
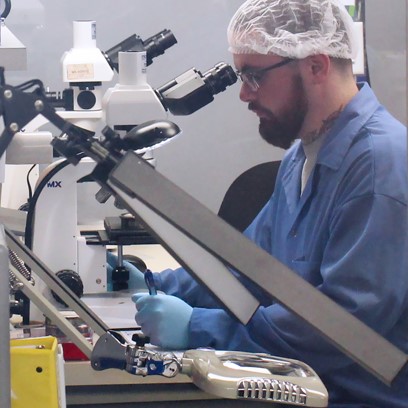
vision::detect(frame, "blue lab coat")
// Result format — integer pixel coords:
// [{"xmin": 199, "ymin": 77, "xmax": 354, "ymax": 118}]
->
[{"xmin": 156, "ymin": 83, "xmax": 408, "ymax": 407}]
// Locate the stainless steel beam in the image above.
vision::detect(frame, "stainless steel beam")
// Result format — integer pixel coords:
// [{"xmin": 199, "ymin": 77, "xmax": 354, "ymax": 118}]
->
[{"xmin": 5, "ymin": 227, "xmax": 109, "ymax": 338}]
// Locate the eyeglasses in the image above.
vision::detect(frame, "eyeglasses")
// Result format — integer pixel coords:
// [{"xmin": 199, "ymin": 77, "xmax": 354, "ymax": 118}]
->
[{"xmin": 236, "ymin": 58, "xmax": 294, "ymax": 92}]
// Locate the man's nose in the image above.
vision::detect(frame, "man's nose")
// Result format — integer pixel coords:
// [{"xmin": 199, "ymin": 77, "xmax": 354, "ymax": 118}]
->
[{"xmin": 239, "ymin": 82, "xmax": 257, "ymax": 102}]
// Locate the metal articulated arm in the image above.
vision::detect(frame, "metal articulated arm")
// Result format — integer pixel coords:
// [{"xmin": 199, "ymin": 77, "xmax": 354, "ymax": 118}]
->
[{"xmin": 0, "ymin": 67, "xmax": 98, "ymax": 163}]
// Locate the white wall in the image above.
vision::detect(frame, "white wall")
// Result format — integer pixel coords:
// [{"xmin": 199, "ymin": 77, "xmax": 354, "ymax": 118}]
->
[
  {"xmin": 365, "ymin": 0, "xmax": 406, "ymax": 125},
  {"xmin": 2, "ymin": 0, "xmax": 284, "ymax": 214}
]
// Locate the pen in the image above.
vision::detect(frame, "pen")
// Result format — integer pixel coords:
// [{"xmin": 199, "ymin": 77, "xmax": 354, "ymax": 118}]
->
[{"xmin": 144, "ymin": 269, "xmax": 157, "ymax": 296}]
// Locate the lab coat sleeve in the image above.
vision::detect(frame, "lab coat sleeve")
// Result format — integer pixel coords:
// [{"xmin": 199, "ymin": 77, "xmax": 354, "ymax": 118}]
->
[
  {"xmin": 319, "ymin": 193, "xmax": 408, "ymax": 334},
  {"xmin": 187, "ymin": 192, "xmax": 408, "ymax": 375},
  {"xmin": 155, "ymin": 261, "xmax": 274, "ymax": 308},
  {"xmin": 155, "ymin": 266, "xmax": 223, "ymax": 308}
]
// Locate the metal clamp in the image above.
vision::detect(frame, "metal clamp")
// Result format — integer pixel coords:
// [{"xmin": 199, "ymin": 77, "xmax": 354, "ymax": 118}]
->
[{"xmin": 91, "ymin": 330, "xmax": 180, "ymax": 378}]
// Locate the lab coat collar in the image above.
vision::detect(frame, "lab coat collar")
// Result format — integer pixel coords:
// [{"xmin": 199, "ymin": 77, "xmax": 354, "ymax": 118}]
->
[
  {"xmin": 283, "ymin": 82, "xmax": 380, "ymax": 216},
  {"xmin": 290, "ymin": 82, "xmax": 380, "ymax": 171},
  {"xmin": 316, "ymin": 82, "xmax": 380, "ymax": 170}
]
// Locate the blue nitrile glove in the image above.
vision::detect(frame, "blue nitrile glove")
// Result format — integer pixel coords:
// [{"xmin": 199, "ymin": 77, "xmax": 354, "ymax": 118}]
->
[
  {"xmin": 132, "ymin": 293, "xmax": 193, "ymax": 350},
  {"xmin": 106, "ymin": 252, "xmax": 147, "ymax": 291}
]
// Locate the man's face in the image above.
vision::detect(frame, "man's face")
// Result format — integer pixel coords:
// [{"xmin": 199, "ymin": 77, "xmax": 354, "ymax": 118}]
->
[{"xmin": 233, "ymin": 54, "xmax": 308, "ymax": 149}]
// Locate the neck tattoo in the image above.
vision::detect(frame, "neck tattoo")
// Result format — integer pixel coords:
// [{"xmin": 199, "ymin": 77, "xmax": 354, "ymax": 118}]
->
[{"xmin": 303, "ymin": 106, "xmax": 343, "ymax": 145}]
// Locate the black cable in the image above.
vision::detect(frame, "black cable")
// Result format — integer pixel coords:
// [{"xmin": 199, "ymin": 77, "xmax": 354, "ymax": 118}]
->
[
  {"xmin": 18, "ymin": 164, "xmax": 36, "ymax": 212},
  {"xmin": 24, "ymin": 153, "xmax": 84, "ymax": 250},
  {"xmin": 0, "ymin": 0, "xmax": 11, "ymax": 19},
  {"xmin": 26, "ymin": 164, "xmax": 36, "ymax": 200},
  {"xmin": 17, "ymin": 154, "xmax": 84, "ymax": 324},
  {"xmin": 16, "ymin": 79, "xmax": 46, "ymax": 93}
]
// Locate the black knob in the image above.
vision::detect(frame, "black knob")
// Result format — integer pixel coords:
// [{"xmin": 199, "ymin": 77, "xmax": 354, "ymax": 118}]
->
[
  {"xmin": 52, "ymin": 270, "xmax": 84, "ymax": 306},
  {"xmin": 77, "ymin": 90, "xmax": 97, "ymax": 110},
  {"xmin": 132, "ymin": 332, "xmax": 150, "ymax": 347},
  {"xmin": 111, "ymin": 266, "xmax": 130, "ymax": 291}
]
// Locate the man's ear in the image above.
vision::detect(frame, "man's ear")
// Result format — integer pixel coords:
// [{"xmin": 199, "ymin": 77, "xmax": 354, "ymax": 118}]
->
[{"xmin": 302, "ymin": 54, "xmax": 330, "ymax": 84}]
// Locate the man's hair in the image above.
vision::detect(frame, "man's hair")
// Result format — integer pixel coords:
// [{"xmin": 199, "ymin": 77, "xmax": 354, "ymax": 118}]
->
[{"xmin": 330, "ymin": 57, "xmax": 354, "ymax": 75}]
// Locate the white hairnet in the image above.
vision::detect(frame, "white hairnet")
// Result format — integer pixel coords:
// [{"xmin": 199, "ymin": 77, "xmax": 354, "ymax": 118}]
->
[{"xmin": 227, "ymin": 0, "xmax": 357, "ymax": 59}]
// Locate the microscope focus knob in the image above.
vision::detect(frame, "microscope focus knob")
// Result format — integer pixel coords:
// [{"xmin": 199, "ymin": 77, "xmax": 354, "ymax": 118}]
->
[
  {"xmin": 77, "ymin": 89, "xmax": 97, "ymax": 110},
  {"xmin": 52, "ymin": 270, "xmax": 84, "ymax": 306}
]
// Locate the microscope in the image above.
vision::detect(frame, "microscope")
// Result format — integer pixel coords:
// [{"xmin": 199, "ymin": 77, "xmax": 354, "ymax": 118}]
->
[
  {"xmin": 47, "ymin": 22, "xmax": 178, "ymax": 132},
  {"xmin": 23, "ymin": 20, "xmax": 237, "ymax": 321}
]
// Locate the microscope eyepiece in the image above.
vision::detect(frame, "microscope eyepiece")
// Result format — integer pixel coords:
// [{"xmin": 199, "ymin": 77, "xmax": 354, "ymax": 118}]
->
[
  {"xmin": 104, "ymin": 35, "xmax": 144, "ymax": 71},
  {"xmin": 156, "ymin": 62, "xmax": 238, "ymax": 116},
  {"xmin": 143, "ymin": 29, "xmax": 177, "ymax": 66},
  {"xmin": 203, "ymin": 62, "xmax": 237, "ymax": 95},
  {"xmin": 104, "ymin": 29, "xmax": 177, "ymax": 72}
]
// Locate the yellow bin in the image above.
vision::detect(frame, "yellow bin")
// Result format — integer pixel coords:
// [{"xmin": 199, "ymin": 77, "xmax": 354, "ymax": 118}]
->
[{"xmin": 10, "ymin": 336, "xmax": 63, "ymax": 408}]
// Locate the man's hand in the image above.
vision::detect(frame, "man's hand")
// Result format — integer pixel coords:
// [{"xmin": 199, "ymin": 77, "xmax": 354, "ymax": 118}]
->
[{"xmin": 132, "ymin": 293, "xmax": 193, "ymax": 349}]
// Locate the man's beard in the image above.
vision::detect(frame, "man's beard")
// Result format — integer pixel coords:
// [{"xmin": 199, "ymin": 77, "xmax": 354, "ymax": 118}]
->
[{"xmin": 250, "ymin": 76, "xmax": 308, "ymax": 149}]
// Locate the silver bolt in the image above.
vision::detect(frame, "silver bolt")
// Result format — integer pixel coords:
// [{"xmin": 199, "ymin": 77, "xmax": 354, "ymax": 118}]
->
[
  {"xmin": 4, "ymin": 89, "xmax": 12, "ymax": 99},
  {"xmin": 9, "ymin": 123, "xmax": 19, "ymax": 132},
  {"xmin": 12, "ymin": 282, "xmax": 24, "ymax": 291},
  {"xmin": 34, "ymin": 100, "xmax": 44, "ymax": 112}
]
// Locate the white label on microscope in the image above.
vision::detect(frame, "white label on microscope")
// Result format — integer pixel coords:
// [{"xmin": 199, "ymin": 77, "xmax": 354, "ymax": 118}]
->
[{"xmin": 67, "ymin": 64, "xmax": 94, "ymax": 80}]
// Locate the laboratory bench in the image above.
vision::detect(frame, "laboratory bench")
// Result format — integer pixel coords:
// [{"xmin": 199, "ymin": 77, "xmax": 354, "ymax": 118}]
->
[{"xmin": 65, "ymin": 360, "xmax": 289, "ymax": 407}]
